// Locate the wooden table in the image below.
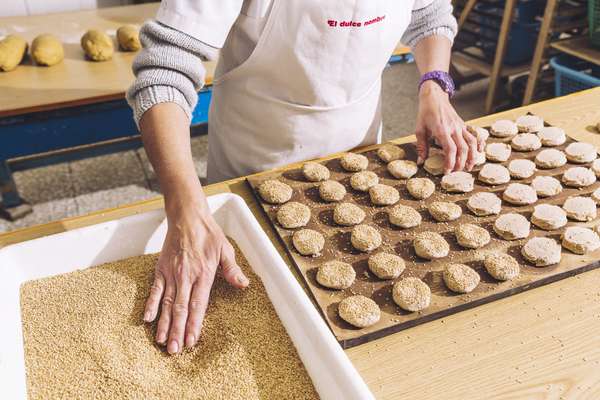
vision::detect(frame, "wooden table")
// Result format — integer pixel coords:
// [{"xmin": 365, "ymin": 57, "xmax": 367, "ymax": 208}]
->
[
  {"xmin": 551, "ymin": 37, "xmax": 600, "ymax": 67},
  {"xmin": 2, "ymin": 88, "xmax": 600, "ymax": 398}
]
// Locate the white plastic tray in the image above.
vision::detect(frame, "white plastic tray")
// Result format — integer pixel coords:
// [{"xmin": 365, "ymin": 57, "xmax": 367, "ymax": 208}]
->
[{"xmin": 0, "ymin": 193, "xmax": 373, "ymax": 400}]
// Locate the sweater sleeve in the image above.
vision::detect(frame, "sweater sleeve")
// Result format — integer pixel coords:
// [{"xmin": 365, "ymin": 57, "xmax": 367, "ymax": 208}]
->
[{"xmin": 401, "ymin": 0, "xmax": 458, "ymax": 49}]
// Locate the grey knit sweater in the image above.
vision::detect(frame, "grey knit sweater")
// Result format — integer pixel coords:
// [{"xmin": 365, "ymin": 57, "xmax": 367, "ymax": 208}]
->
[{"xmin": 127, "ymin": 0, "xmax": 457, "ymax": 126}]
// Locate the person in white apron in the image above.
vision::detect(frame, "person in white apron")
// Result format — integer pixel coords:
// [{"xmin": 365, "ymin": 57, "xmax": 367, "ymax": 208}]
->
[{"xmin": 127, "ymin": 0, "xmax": 480, "ymax": 355}]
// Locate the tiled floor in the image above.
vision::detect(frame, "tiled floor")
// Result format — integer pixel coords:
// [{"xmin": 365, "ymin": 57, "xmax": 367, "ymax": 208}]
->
[{"xmin": 0, "ymin": 62, "xmax": 487, "ymax": 233}]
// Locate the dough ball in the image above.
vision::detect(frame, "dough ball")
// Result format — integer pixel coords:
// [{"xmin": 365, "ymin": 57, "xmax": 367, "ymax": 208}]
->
[
  {"xmin": 502, "ymin": 183, "xmax": 537, "ymax": 205},
  {"xmin": 531, "ymin": 204, "xmax": 567, "ymax": 231},
  {"xmin": 392, "ymin": 277, "xmax": 431, "ymax": 312},
  {"xmin": 351, "ymin": 224, "xmax": 382, "ymax": 252},
  {"xmin": 443, "ymin": 263, "xmax": 480, "ymax": 293},
  {"xmin": 428, "ymin": 201, "xmax": 462, "ymax": 222},
  {"xmin": 0, "ymin": 35, "xmax": 28, "ymax": 72},
  {"xmin": 441, "ymin": 171, "xmax": 474, "ymax": 193},
  {"xmin": 368, "ymin": 252, "xmax": 405, "ymax": 279},
  {"xmin": 484, "ymin": 253, "xmax": 519, "ymax": 281},
  {"xmin": 516, "ymin": 115, "xmax": 544, "ymax": 133},
  {"xmin": 563, "ymin": 196, "xmax": 597, "ymax": 221},
  {"xmin": 338, "ymin": 295, "xmax": 380, "ymax": 328},
  {"xmin": 340, "ymin": 153, "xmax": 368, "ymax": 172},
  {"xmin": 531, "ymin": 175, "xmax": 562, "ymax": 197},
  {"xmin": 494, "ymin": 213, "xmax": 530, "ymax": 240},
  {"xmin": 535, "ymin": 148, "xmax": 567, "ymax": 169},
  {"xmin": 508, "ymin": 159, "xmax": 536, "ymax": 179},
  {"xmin": 258, "ymin": 179, "xmax": 293, "ymax": 204},
  {"xmin": 562, "ymin": 226, "xmax": 600, "ymax": 255},
  {"xmin": 478, "ymin": 163, "xmax": 510, "ymax": 185},
  {"xmin": 276, "ymin": 201, "xmax": 310, "ymax": 229},
  {"xmin": 467, "ymin": 192, "xmax": 502, "ymax": 216},
  {"xmin": 521, "ymin": 237, "xmax": 561, "ymax": 267},
  {"xmin": 407, "ymin": 177, "xmax": 435, "ymax": 199},
  {"xmin": 511, "ymin": 133, "xmax": 542, "ymax": 152},
  {"xmin": 490, "ymin": 119, "xmax": 518, "ymax": 138},
  {"xmin": 537, "ymin": 126, "xmax": 566, "ymax": 146},
  {"xmin": 333, "ymin": 202, "xmax": 366, "ymax": 226},
  {"xmin": 413, "ymin": 231, "xmax": 450, "ymax": 260},
  {"xmin": 389, "ymin": 205, "xmax": 422, "ymax": 228},
  {"xmin": 350, "ymin": 170, "xmax": 379, "ymax": 192},
  {"xmin": 485, "ymin": 142, "xmax": 512, "ymax": 162},
  {"xmin": 455, "ymin": 223, "xmax": 490, "ymax": 249},
  {"xmin": 369, "ymin": 184, "xmax": 400, "ymax": 206},
  {"xmin": 319, "ymin": 180, "xmax": 346, "ymax": 202},
  {"xmin": 292, "ymin": 229, "xmax": 325, "ymax": 256},
  {"xmin": 303, "ymin": 162, "xmax": 330, "ymax": 182},
  {"xmin": 591, "ymin": 159, "xmax": 600, "ymax": 177},
  {"xmin": 388, "ymin": 159, "xmax": 418, "ymax": 179},
  {"xmin": 377, "ymin": 144, "xmax": 405, "ymax": 163},
  {"xmin": 116, "ymin": 25, "xmax": 141, "ymax": 51},
  {"xmin": 424, "ymin": 153, "xmax": 445, "ymax": 176},
  {"xmin": 81, "ymin": 30, "xmax": 114, "ymax": 61},
  {"xmin": 316, "ymin": 261, "xmax": 355, "ymax": 289},
  {"xmin": 562, "ymin": 166, "xmax": 596, "ymax": 188},
  {"xmin": 31, "ymin": 34, "xmax": 64, "ymax": 66},
  {"xmin": 565, "ymin": 142, "xmax": 597, "ymax": 163}
]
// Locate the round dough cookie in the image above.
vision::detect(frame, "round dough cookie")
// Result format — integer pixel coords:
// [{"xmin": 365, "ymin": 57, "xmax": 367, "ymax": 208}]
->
[
  {"xmin": 479, "ymin": 164, "xmax": 510, "ymax": 185},
  {"xmin": 277, "ymin": 202, "xmax": 311, "ymax": 228},
  {"xmin": 467, "ymin": 192, "xmax": 502, "ymax": 216},
  {"xmin": 531, "ymin": 204, "xmax": 567, "ymax": 230},
  {"xmin": 116, "ymin": 25, "xmax": 141, "ymax": 52},
  {"xmin": 563, "ymin": 196, "xmax": 597, "ymax": 221},
  {"xmin": 377, "ymin": 144, "xmax": 405, "ymax": 163},
  {"xmin": 468, "ymin": 125, "xmax": 490, "ymax": 142},
  {"xmin": 521, "ymin": 237, "xmax": 561, "ymax": 267},
  {"xmin": 316, "ymin": 261, "xmax": 355, "ymax": 289},
  {"xmin": 591, "ymin": 159, "xmax": 600, "ymax": 177},
  {"xmin": 292, "ymin": 229, "xmax": 325, "ymax": 256},
  {"xmin": 392, "ymin": 278, "xmax": 431, "ymax": 312},
  {"xmin": 562, "ymin": 167, "xmax": 596, "ymax": 188},
  {"xmin": 502, "ymin": 183, "xmax": 537, "ymax": 205},
  {"xmin": 424, "ymin": 153, "xmax": 445, "ymax": 176},
  {"xmin": 474, "ymin": 150, "xmax": 487, "ymax": 166},
  {"xmin": 443, "ymin": 263, "xmax": 480, "ymax": 293},
  {"xmin": 350, "ymin": 170, "xmax": 379, "ymax": 192},
  {"xmin": 0, "ymin": 35, "xmax": 28, "ymax": 72},
  {"xmin": 333, "ymin": 202, "xmax": 366, "ymax": 226},
  {"xmin": 368, "ymin": 252, "xmax": 405, "ymax": 279},
  {"xmin": 592, "ymin": 187, "xmax": 600, "ymax": 203},
  {"xmin": 484, "ymin": 253, "xmax": 520, "ymax": 281},
  {"xmin": 351, "ymin": 224, "xmax": 382, "ymax": 252},
  {"xmin": 455, "ymin": 223, "xmax": 491, "ymax": 249},
  {"xmin": 562, "ymin": 226, "xmax": 600, "ymax": 255},
  {"xmin": 303, "ymin": 162, "xmax": 330, "ymax": 182},
  {"xmin": 490, "ymin": 119, "xmax": 518, "ymax": 138},
  {"xmin": 413, "ymin": 231, "xmax": 450, "ymax": 260},
  {"xmin": 516, "ymin": 115, "xmax": 544, "ymax": 133},
  {"xmin": 537, "ymin": 126, "xmax": 566, "ymax": 146},
  {"xmin": 369, "ymin": 184, "xmax": 400, "ymax": 206},
  {"xmin": 80, "ymin": 30, "xmax": 114, "ymax": 61},
  {"xmin": 319, "ymin": 180, "xmax": 346, "ymax": 202},
  {"xmin": 340, "ymin": 153, "xmax": 368, "ymax": 172},
  {"xmin": 494, "ymin": 213, "xmax": 530, "ymax": 240},
  {"xmin": 508, "ymin": 159, "xmax": 536, "ymax": 179},
  {"xmin": 441, "ymin": 171, "xmax": 474, "ymax": 193},
  {"xmin": 407, "ymin": 177, "xmax": 435, "ymax": 199},
  {"xmin": 565, "ymin": 142, "xmax": 597, "ymax": 163},
  {"xmin": 258, "ymin": 179, "xmax": 293, "ymax": 204},
  {"xmin": 485, "ymin": 142, "xmax": 512, "ymax": 162},
  {"xmin": 388, "ymin": 159, "xmax": 418, "ymax": 179},
  {"xmin": 535, "ymin": 148, "xmax": 567, "ymax": 169},
  {"xmin": 511, "ymin": 133, "xmax": 542, "ymax": 152},
  {"xmin": 531, "ymin": 175, "xmax": 562, "ymax": 197},
  {"xmin": 31, "ymin": 34, "xmax": 64, "ymax": 66},
  {"xmin": 389, "ymin": 205, "xmax": 422, "ymax": 228},
  {"xmin": 428, "ymin": 201, "xmax": 462, "ymax": 222},
  {"xmin": 338, "ymin": 295, "xmax": 380, "ymax": 328}
]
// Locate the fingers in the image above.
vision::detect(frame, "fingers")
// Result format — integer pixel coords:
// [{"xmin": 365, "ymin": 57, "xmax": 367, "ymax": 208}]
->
[
  {"xmin": 144, "ymin": 272, "xmax": 165, "ymax": 322},
  {"xmin": 463, "ymin": 128, "xmax": 479, "ymax": 171},
  {"xmin": 184, "ymin": 279, "xmax": 213, "ymax": 348},
  {"xmin": 220, "ymin": 243, "xmax": 249, "ymax": 289},
  {"xmin": 415, "ymin": 128, "xmax": 430, "ymax": 165},
  {"xmin": 167, "ymin": 278, "xmax": 192, "ymax": 354},
  {"xmin": 438, "ymin": 133, "xmax": 457, "ymax": 174},
  {"xmin": 452, "ymin": 127, "xmax": 469, "ymax": 172},
  {"xmin": 156, "ymin": 277, "xmax": 176, "ymax": 345}
]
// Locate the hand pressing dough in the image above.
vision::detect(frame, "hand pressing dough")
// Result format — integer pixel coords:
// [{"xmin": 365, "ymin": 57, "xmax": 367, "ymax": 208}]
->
[
  {"xmin": 392, "ymin": 278, "xmax": 431, "ymax": 312},
  {"xmin": 407, "ymin": 177, "xmax": 435, "ymax": 199},
  {"xmin": 387, "ymin": 160, "xmax": 418, "ymax": 179},
  {"xmin": 562, "ymin": 226, "xmax": 600, "ymax": 255},
  {"xmin": 537, "ymin": 126, "xmax": 566, "ymax": 146},
  {"xmin": 428, "ymin": 201, "xmax": 462, "ymax": 222},
  {"xmin": 338, "ymin": 295, "xmax": 380, "ymax": 328},
  {"xmin": 316, "ymin": 261, "xmax": 355, "ymax": 289},
  {"xmin": 303, "ymin": 162, "xmax": 330, "ymax": 182},
  {"xmin": 319, "ymin": 180, "xmax": 346, "ymax": 202},
  {"xmin": 413, "ymin": 231, "xmax": 450, "ymax": 260},
  {"xmin": 81, "ymin": 30, "xmax": 114, "ymax": 61},
  {"xmin": 277, "ymin": 202, "xmax": 310, "ymax": 228},
  {"xmin": 0, "ymin": 35, "xmax": 27, "ymax": 72},
  {"xmin": 258, "ymin": 179, "xmax": 292, "ymax": 204},
  {"xmin": 485, "ymin": 142, "xmax": 511, "ymax": 162},
  {"xmin": 535, "ymin": 148, "xmax": 567, "ymax": 168},
  {"xmin": 31, "ymin": 34, "xmax": 64, "ymax": 66},
  {"xmin": 591, "ymin": 159, "xmax": 600, "ymax": 177},
  {"xmin": 531, "ymin": 176, "xmax": 562, "ymax": 197},
  {"xmin": 494, "ymin": 213, "xmax": 530, "ymax": 240},
  {"xmin": 377, "ymin": 144, "xmax": 405, "ymax": 163},
  {"xmin": 516, "ymin": 115, "xmax": 544, "ymax": 133},
  {"xmin": 484, "ymin": 253, "xmax": 520, "ymax": 281},
  {"xmin": 369, "ymin": 184, "xmax": 399, "ymax": 206},
  {"xmin": 563, "ymin": 196, "xmax": 597, "ymax": 221},
  {"xmin": 116, "ymin": 25, "xmax": 141, "ymax": 51},
  {"xmin": 443, "ymin": 263, "xmax": 480, "ymax": 293},
  {"xmin": 562, "ymin": 167, "xmax": 596, "ymax": 188},
  {"xmin": 531, "ymin": 204, "xmax": 567, "ymax": 230},
  {"xmin": 521, "ymin": 237, "xmax": 561, "ymax": 267},
  {"xmin": 368, "ymin": 252, "xmax": 405, "ymax": 279},
  {"xmin": 508, "ymin": 159, "xmax": 536, "ymax": 179},
  {"xmin": 424, "ymin": 153, "xmax": 445, "ymax": 176},
  {"xmin": 441, "ymin": 171, "xmax": 474, "ymax": 193},
  {"xmin": 565, "ymin": 142, "xmax": 597, "ymax": 163},
  {"xmin": 467, "ymin": 192, "xmax": 502, "ymax": 216},
  {"xmin": 490, "ymin": 119, "xmax": 518, "ymax": 138},
  {"xmin": 455, "ymin": 223, "xmax": 490, "ymax": 249},
  {"xmin": 333, "ymin": 202, "xmax": 365, "ymax": 226},
  {"xmin": 502, "ymin": 183, "xmax": 537, "ymax": 205},
  {"xmin": 340, "ymin": 153, "xmax": 368, "ymax": 172},
  {"xmin": 479, "ymin": 163, "xmax": 510, "ymax": 185},
  {"xmin": 350, "ymin": 171, "xmax": 379, "ymax": 191},
  {"xmin": 511, "ymin": 133, "xmax": 542, "ymax": 152},
  {"xmin": 389, "ymin": 205, "xmax": 422, "ymax": 228},
  {"xmin": 292, "ymin": 229, "xmax": 325, "ymax": 256},
  {"xmin": 351, "ymin": 224, "xmax": 382, "ymax": 252}
]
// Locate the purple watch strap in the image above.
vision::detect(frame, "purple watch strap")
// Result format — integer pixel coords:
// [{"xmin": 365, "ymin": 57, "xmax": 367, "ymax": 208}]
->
[{"xmin": 418, "ymin": 70, "xmax": 456, "ymax": 98}]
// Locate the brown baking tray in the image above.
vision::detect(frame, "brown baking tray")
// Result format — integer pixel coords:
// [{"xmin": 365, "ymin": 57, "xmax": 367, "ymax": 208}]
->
[{"xmin": 247, "ymin": 119, "xmax": 600, "ymax": 349}]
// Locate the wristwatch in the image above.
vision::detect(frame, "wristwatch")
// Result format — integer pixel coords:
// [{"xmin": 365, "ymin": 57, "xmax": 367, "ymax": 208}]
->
[{"xmin": 418, "ymin": 70, "xmax": 456, "ymax": 98}]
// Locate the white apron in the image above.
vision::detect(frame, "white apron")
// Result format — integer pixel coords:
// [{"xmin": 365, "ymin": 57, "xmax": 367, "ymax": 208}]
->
[{"xmin": 207, "ymin": 0, "xmax": 414, "ymax": 183}]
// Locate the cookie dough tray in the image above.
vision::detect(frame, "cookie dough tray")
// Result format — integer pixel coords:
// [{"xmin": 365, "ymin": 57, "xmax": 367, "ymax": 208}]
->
[{"xmin": 247, "ymin": 119, "xmax": 600, "ymax": 349}]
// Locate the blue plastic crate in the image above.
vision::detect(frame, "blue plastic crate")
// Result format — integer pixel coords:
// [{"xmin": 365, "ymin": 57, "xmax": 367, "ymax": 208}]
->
[{"xmin": 550, "ymin": 55, "xmax": 600, "ymax": 97}]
